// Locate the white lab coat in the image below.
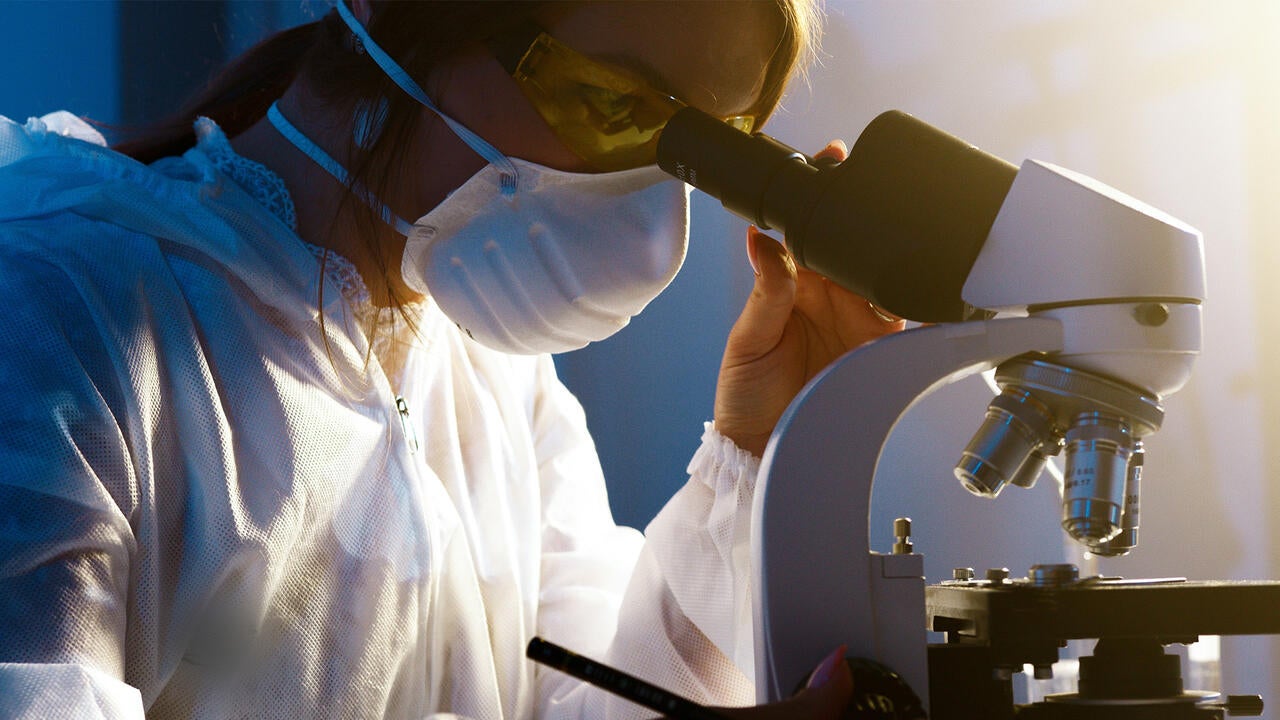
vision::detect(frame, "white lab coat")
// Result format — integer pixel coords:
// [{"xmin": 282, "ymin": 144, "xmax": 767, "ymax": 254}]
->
[{"xmin": 0, "ymin": 113, "xmax": 760, "ymax": 718}]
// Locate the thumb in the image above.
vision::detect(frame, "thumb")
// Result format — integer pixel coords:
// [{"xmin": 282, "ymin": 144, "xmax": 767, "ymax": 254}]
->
[
  {"xmin": 730, "ymin": 226, "xmax": 798, "ymax": 358},
  {"xmin": 781, "ymin": 648, "xmax": 855, "ymax": 719},
  {"xmin": 709, "ymin": 650, "xmax": 854, "ymax": 720}
]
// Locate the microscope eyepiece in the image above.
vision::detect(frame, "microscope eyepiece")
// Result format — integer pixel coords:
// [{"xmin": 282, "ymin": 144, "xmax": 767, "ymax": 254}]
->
[
  {"xmin": 656, "ymin": 106, "xmax": 819, "ymax": 231},
  {"xmin": 656, "ymin": 107, "xmax": 1018, "ymax": 322}
]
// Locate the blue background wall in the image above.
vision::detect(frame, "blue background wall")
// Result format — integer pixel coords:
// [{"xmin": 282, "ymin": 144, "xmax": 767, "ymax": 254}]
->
[{"xmin": 0, "ymin": 1, "xmax": 120, "ymax": 124}]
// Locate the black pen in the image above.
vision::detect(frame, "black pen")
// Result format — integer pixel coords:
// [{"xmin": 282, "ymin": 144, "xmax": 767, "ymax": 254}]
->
[{"xmin": 526, "ymin": 636, "xmax": 733, "ymax": 720}]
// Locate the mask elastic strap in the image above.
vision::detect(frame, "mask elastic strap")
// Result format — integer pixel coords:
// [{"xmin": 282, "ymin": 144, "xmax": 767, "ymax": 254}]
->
[
  {"xmin": 332, "ymin": 0, "xmax": 519, "ymax": 195},
  {"xmin": 267, "ymin": 102, "xmax": 415, "ymax": 237}
]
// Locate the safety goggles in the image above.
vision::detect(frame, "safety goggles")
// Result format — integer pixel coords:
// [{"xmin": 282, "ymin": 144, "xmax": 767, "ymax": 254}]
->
[{"xmin": 491, "ymin": 23, "xmax": 756, "ymax": 172}]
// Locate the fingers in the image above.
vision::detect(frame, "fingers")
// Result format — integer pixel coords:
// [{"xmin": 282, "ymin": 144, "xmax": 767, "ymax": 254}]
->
[
  {"xmin": 729, "ymin": 226, "xmax": 798, "ymax": 358},
  {"xmin": 710, "ymin": 647, "xmax": 854, "ymax": 719},
  {"xmin": 813, "ymin": 138, "xmax": 848, "ymax": 163},
  {"xmin": 736, "ymin": 221, "xmax": 901, "ymax": 361},
  {"xmin": 867, "ymin": 301, "xmax": 901, "ymax": 323},
  {"xmin": 801, "ymin": 277, "xmax": 905, "ymax": 349},
  {"xmin": 793, "ymin": 650, "xmax": 855, "ymax": 718}
]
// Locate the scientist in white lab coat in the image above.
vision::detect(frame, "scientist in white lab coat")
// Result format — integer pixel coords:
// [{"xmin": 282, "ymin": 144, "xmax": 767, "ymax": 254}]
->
[{"xmin": 0, "ymin": 1, "xmax": 904, "ymax": 717}]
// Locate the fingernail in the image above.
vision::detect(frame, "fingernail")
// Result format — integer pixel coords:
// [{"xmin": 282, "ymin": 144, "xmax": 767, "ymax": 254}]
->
[
  {"xmin": 746, "ymin": 226, "xmax": 763, "ymax": 277},
  {"xmin": 868, "ymin": 301, "xmax": 900, "ymax": 323},
  {"xmin": 806, "ymin": 644, "xmax": 847, "ymax": 689}
]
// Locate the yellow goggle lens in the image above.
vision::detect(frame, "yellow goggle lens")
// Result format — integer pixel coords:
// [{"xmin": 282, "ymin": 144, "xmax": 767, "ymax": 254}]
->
[{"xmin": 511, "ymin": 33, "xmax": 754, "ymax": 172}]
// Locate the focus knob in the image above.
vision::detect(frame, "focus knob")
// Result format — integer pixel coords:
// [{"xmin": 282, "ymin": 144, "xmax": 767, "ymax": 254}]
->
[
  {"xmin": 797, "ymin": 657, "xmax": 927, "ymax": 719},
  {"xmin": 844, "ymin": 658, "xmax": 927, "ymax": 719}
]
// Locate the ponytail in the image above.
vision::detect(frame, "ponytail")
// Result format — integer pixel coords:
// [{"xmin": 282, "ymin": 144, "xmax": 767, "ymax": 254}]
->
[{"xmin": 113, "ymin": 21, "xmax": 320, "ymax": 164}]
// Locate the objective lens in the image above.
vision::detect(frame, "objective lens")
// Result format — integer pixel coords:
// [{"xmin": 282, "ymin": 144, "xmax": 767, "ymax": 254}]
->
[
  {"xmin": 954, "ymin": 389, "xmax": 1058, "ymax": 498},
  {"xmin": 1061, "ymin": 413, "xmax": 1134, "ymax": 544},
  {"xmin": 954, "ymin": 408, "xmax": 1029, "ymax": 498},
  {"xmin": 1089, "ymin": 442, "xmax": 1143, "ymax": 557},
  {"xmin": 1009, "ymin": 434, "xmax": 1064, "ymax": 490}
]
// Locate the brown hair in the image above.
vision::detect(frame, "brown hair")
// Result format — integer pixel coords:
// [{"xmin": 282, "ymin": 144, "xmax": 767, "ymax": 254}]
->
[
  {"xmin": 115, "ymin": 2, "xmax": 546, "ymax": 338},
  {"xmin": 115, "ymin": 0, "xmax": 821, "ymax": 327}
]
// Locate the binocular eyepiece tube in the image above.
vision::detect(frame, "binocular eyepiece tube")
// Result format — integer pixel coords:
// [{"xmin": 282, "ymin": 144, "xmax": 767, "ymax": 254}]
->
[{"xmin": 655, "ymin": 106, "xmax": 1017, "ymax": 323}]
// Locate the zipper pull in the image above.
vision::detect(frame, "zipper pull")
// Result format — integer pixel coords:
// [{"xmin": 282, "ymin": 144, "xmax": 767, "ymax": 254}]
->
[{"xmin": 395, "ymin": 395, "xmax": 420, "ymax": 455}]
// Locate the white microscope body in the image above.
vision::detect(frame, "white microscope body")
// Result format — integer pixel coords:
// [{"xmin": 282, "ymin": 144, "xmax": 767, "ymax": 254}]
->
[{"xmin": 749, "ymin": 158, "xmax": 1206, "ymax": 710}]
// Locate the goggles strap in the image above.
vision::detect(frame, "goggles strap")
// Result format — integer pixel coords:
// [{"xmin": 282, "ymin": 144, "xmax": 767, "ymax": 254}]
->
[
  {"xmin": 332, "ymin": 0, "xmax": 519, "ymax": 195},
  {"xmin": 267, "ymin": 101, "xmax": 415, "ymax": 237}
]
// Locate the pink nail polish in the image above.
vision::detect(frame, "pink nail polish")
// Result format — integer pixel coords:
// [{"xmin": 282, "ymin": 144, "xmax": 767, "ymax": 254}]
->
[
  {"xmin": 806, "ymin": 644, "xmax": 848, "ymax": 689},
  {"xmin": 746, "ymin": 226, "xmax": 762, "ymax": 276}
]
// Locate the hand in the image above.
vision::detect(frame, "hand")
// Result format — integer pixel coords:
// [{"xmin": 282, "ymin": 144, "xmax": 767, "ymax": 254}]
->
[
  {"xmin": 714, "ymin": 139, "xmax": 906, "ymax": 457},
  {"xmin": 714, "ymin": 672, "xmax": 852, "ymax": 718},
  {"xmin": 646, "ymin": 646, "xmax": 855, "ymax": 720},
  {"xmin": 708, "ymin": 645, "xmax": 854, "ymax": 720}
]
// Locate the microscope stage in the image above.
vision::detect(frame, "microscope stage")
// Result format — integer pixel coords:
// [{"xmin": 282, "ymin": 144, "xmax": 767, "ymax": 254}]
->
[{"xmin": 928, "ymin": 577, "xmax": 1280, "ymax": 653}]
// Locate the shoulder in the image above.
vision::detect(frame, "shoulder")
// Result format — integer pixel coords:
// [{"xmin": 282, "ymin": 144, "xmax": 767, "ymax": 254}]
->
[
  {"xmin": 0, "ymin": 113, "xmax": 169, "ymax": 341},
  {"xmin": 0, "ymin": 221, "xmax": 166, "ymax": 426},
  {"xmin": 0, "ymin": 115, "xmax": 233, "ymax": 384},
  {"xmin": 0, "ymin": 111, "xmax": 326, "ymax": 330},
  {"xmin": 0, "ymin": 111, "xmax": 193, "ymax": 265},
  {"xmin": 0, "ymin": 111, "xmax": 109, "ymax": 159},
  {"xmin": 0, "ymin": 188, "xmax": 180, "ymax": 340}
]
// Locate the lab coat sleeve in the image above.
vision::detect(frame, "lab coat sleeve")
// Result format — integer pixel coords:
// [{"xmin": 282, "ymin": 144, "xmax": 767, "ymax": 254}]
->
[
  {"xmin": 0, "ymin": 249, "xmax": 145, "ymax": 718},
  {"xmin": 605, "ymin": 422, "xmax": 761, "ymax": 704},
  {"xmin": 0, "ymin": 664, "xmax": 145, "ymax": 719},
  {"xmin": 531, "ymin": 355, "xmax": 759, "ymax": 718}
]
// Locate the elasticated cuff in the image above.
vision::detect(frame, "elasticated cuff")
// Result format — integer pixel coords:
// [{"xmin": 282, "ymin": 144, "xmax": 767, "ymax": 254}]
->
[{"xmin": 686, "ymin": 421, "xmax": 761, "ymax": 498}]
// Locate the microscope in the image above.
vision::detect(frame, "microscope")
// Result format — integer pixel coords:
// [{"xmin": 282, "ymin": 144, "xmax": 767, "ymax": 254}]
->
[{"xmin": 657, "ymin": 109, "xmax": 1280, "ymax": 718}]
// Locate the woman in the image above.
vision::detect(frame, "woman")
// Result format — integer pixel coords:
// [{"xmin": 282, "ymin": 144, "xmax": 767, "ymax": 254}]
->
[{"xmin": 0, "ymin": 1, "xmax": 902, "ymax": 717}]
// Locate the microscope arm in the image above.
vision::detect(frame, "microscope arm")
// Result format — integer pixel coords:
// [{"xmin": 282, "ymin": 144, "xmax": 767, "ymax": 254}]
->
[{"xmin": 751, "ymin": 316, "xmax": 1064, "ymax": 707}]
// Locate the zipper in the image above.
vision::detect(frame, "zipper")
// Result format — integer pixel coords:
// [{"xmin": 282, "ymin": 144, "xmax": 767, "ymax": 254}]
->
[{"xmin": 395, "ymin": 395, "xmax": 420, "ymax": 455}]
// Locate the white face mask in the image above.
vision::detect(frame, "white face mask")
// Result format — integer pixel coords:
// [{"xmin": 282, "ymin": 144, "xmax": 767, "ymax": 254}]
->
[
  {"xmin": 268, "ymin": 1, "xmax": 691, "ymax": 355},
  {"xmin": 402, "ymin": 160, "xmax": 689, "ymax": 354}
]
